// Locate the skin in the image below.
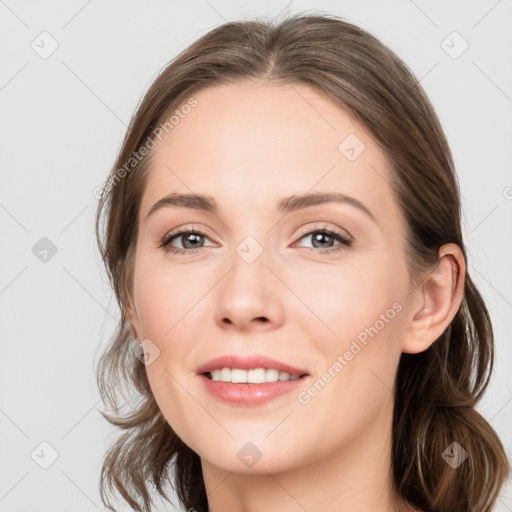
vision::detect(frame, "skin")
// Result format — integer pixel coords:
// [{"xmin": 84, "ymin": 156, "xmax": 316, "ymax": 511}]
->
[{"xmin": 127, "ymin": 81, "xmax": 465, "ymax": 512}]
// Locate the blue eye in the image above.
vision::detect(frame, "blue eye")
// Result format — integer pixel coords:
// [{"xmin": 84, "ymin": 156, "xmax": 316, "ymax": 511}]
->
[
  {"xmin": 160, "ymin": 226, "xmax": 353, "ymax": 256},
  {"xmin": 160, "ymin": 228, "xmax": 214, "ymax": 255},
  {"xmin": 293, "ymin": 228, "xmax": 353, "ymax": 254}
]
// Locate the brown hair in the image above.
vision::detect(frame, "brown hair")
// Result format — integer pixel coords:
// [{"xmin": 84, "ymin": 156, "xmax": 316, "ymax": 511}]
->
[{"xmin": 95, "ymin": 12, "xmax": 510, "ymax": 512}]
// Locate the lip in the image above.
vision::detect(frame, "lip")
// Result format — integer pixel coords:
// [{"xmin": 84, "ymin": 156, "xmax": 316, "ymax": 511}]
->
[
  {"xmin": 196, "ymin": 354, "xmax": 309, "ymax": 377},
  {"xmin": 196, "ymin": 354, "xmax": 310, "ymax": 406},
  {"xmin": 199, "ymin": 374, "xmax": 309, "ymax": 406}
]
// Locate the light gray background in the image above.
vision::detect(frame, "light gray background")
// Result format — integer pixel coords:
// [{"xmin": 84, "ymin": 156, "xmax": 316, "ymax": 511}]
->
[{"xmin": 1, "ymin": 1, "xmax": 511, "ymax": 511}]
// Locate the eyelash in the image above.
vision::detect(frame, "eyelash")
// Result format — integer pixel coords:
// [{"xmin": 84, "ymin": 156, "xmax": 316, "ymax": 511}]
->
[{"xmin": 159, "ymin": 225, "xmax": 353, "ymax": 256}]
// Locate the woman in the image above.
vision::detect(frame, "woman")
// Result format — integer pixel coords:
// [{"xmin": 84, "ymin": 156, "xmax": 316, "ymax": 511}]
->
[{"xmin": 95, "ymin": 12, "xmax": 510, "ymax": 512}]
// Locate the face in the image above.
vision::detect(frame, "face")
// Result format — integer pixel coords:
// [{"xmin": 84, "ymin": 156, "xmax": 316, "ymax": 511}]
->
[{"xmin": 128, "ymin": 81, "xmax": 415, "ymax": 475}]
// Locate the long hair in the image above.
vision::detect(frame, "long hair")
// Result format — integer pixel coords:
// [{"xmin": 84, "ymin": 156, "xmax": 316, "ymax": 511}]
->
[{"xmin": 95, "ymin": 12, "xmax": 510, "ymax": 512}]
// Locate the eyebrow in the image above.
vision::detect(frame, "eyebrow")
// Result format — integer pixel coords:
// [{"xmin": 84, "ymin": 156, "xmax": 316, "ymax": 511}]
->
[{"xmin": 145, "ymin": 191, "xmax": 376, "ymax": 223}]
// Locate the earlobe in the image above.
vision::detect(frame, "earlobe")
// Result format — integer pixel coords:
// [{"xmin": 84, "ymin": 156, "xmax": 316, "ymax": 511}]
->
[{"xmin": 402, "ymin": 243, "xmax": 465, "ymax": 354}]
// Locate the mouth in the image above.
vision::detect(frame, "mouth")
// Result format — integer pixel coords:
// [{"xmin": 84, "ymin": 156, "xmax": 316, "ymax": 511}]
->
[
  {"xmin": 196, "ymin": 355, "xmax": 310, "ymax": 405},
  {"xmin": 199, "ymin": 370, "xmax": 311, "ymax": 406},
  {"xmin": 202, "ymin": 369, "xmax": 309, "ymax": 383},
  {"xmin": 197, "ymin": 355, "xmax": 311, "ymax": 407},
  {"xmin": 196, "ymin": 354, "xmax": 309, "ymax": 380}
]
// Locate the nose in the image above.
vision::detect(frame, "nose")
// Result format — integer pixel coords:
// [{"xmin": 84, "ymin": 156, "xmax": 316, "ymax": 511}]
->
[{"xmin": 214, "ymin": 242, "xmax": 284, "ymax": 332}]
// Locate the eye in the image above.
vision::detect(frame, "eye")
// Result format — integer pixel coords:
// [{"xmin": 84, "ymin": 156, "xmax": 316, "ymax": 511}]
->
[
  {"xmin": 292, "ymin": 225, "xmax": 353, "ymax": 254},
  {"xmin": 159, "ymin": 224, "xmax": 353, "ymax": 256},
  {"xmin": 159, "ymin": 227, "xmax": 216, "ymax": 255}
]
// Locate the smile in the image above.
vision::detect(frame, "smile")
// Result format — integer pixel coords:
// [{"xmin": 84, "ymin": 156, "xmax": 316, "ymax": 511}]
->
[{"xmin": 206, "ymin": 367, "xmax": 304, "ymax": 383}]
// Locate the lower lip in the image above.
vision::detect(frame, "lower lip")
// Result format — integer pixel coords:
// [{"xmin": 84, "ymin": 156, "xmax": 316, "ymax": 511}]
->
[{"xmin": 199, "ymin": 374, "xmax": 309, "ymax": 406}]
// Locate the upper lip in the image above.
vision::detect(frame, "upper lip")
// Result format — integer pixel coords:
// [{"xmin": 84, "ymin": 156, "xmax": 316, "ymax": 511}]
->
[{"xmin": 196, "ymin": 355, "xmax": 309, "ymax": 377}]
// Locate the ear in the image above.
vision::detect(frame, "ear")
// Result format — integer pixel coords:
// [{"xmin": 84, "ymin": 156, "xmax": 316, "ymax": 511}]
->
[
  {"xmin": 401, "ymin": 243, "xmax": 466, "ymax": 354},
  {"xmin": 126, "ymin": 296, "xmax": 142, "ymax": 341}
]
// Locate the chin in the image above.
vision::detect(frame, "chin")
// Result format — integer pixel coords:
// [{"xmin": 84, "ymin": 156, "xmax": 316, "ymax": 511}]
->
[{"xmin": 186, "ymin": 434, "xmax": 303, "ymax": 474}]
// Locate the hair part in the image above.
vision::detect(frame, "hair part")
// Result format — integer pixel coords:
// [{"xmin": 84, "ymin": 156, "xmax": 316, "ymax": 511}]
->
[{"xmin": 95, "ymin": 11, "xmax": 510, "ymax": 512}]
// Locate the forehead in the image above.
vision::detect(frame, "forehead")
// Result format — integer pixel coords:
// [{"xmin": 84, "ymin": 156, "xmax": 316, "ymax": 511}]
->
[{"xmin": 140, "ymin": 82, "xmax": 399, "ymax": 223}]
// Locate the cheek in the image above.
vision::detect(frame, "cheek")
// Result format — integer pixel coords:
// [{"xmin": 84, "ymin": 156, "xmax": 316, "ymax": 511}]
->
[
  {"xmin": 133, "ymin": 260, "xmax": 201, "ymax": 438},
  {"xmin": 295, "ymin": 257, "xmax": 406, "ymax": 399},
  {"xmin": 292, "ymin": 256, "xmax": 403, "ymax": 338},
  {"xmin": 132, "ymin": 258, "xmax": 208, "ymax": 412},
  {"xmin": 133, "ymin": 258, "xmax": 202, "ymax": 338},
  {"xmin": 291, "ymin": 268, "xmax": 404, "ymax": 454}
]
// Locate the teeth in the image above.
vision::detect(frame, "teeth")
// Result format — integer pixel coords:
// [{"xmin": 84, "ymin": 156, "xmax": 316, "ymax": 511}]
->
[
  {"xmin": 231, "ymin": 369, "xmax": 247, "ymax": 383},
  {"xmin": 209, "ymin": 367, "xmax": 301, "ymax": 383},
  {"xmin": 247, "ymin": 368, "xmax": 266, "ymax": 383},
  {"xmin": 266, "ymin": 369, "xmax": 279, "ymax": 382},
  {"xmin": 220, "ymin": 367, "xmax": 230, "ymax": 382}
]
